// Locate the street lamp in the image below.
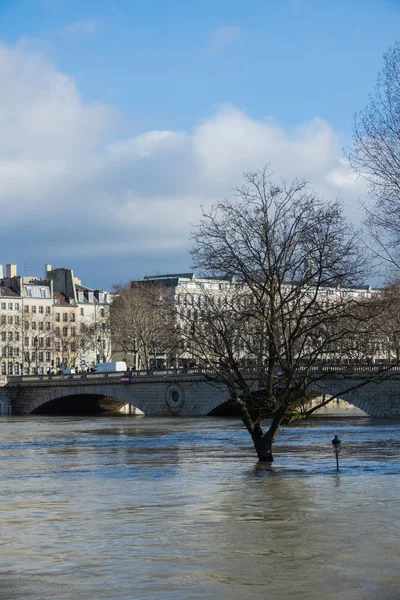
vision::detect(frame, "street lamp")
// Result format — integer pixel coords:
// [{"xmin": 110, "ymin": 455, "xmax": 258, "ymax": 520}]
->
[
  {"xmin": 97, "ymin": 337, "xmax": 102, "ymax": 363},
  {"xmin": 331, "ymin": 435, "xmax": 341, "ymax": 472},
  {"xmin": 33, "ymin": 336, "xmax": 39, "ymax": 375}
]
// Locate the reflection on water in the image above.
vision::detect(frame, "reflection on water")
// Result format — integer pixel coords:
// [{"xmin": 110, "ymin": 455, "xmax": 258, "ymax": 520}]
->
[{"xmin": 0, "ymin": 416, "xmax": 399, "ymax": 600}]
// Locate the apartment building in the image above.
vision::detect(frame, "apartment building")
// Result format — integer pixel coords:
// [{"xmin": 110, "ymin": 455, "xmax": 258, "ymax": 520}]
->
[
  {"xmin": 0, "ymin": 263, "xmax": 111, "ymax": 375},
  {"xmin": 137, "ymin": 273, "xmax": 381, "ymax": 366},
  {"xmin": 46, "ymin": 266, "xmax": 111, "ymax": 369}
]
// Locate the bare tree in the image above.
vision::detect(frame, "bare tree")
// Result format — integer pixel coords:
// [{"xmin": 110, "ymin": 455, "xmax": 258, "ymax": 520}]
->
[
  {"xmin": 76, "ymin": 306, "xmax": 112, "ymax": 368},
  {"xmin": 370, "ymin": 284, "xmax": 400, "ymax": 362},
  {"xmin": 188, "ymin": 169, "xmax": 376, "ymax": 462},
  {"xmin": 111, "ymin": 282, "xmax": 180, "ymax": 369},
  {"xmin": 347, "ymin": 41, "xmax": 400, "ymax": 272}
]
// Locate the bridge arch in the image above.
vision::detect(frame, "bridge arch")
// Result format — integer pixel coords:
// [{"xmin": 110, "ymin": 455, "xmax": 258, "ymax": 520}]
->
[
  {"xmin": 201, "ymin": 388, "xmax": 234, "ymax": 416},
  {"xmin": 29, "ymin": 384, "xmax": 151, "ymax": 415},
  {"xmin": 200, "ymin": 384, "xmax": 375, "ymax": 417}
]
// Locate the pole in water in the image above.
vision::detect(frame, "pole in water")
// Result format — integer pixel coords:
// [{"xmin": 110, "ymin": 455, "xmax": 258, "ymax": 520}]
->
[{"xmin": 331, "ymin": 435, "xmax": 341, "ymax": 472}]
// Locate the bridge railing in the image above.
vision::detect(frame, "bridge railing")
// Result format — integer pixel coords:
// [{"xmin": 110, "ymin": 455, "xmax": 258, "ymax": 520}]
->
[
  {"xmin": 6, "ymin": 366, "xmax": 216, "ymax": 384},
  {"xmin": 6, "ymin": 363, "xmax": 400, "ymax": 385}
]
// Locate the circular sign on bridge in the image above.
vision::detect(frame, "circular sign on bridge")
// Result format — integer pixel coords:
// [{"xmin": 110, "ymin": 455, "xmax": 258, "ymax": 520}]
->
[{"xmin": 165, "ymin": 384, "xmax": 185, "ymax": 413}]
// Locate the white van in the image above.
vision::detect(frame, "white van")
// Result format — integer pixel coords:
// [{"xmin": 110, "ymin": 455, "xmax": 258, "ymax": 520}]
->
[
  {"xmin": 62, "ymin": 368, "xmax": 76, "ymax": 375},
  {"xmin": 95, "ymin": 361, "xmax": 127, "ymax": 373}
]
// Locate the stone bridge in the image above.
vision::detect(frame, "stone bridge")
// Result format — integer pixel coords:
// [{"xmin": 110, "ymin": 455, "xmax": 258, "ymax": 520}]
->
[
  {"xmin": 1, "ymin": 366, "xmax": 400, "ymax": 418},
  {"xmin": 0, "ymin": 369, "xmax": 231, "ymax": 417}
]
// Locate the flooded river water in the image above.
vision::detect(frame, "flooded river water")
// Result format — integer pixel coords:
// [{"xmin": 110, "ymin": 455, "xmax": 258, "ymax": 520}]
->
[{"xmin": 0, "ymin": 416, "xmax": 399, "ymax": 600}]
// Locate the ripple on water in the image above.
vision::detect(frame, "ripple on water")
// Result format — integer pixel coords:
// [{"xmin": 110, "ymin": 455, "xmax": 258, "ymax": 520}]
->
[{"xmin": 0, "ymin": 416, "xmax": 399, "ymax": 600}]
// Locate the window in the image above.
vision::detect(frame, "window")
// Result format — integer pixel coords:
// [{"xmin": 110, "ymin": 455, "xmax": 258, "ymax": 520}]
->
[
  {"xmin": 14, "ymin": 364, "xmax": 19, "ymax": 375},
  {"xmin": 8, "ymin": 348, "xmax": 13, "ymax": 357},
  {"xmin": 8, "ymin": 332, "xmax": 13, "ymax": 341},
  {"xmin": 8, "ymin": 303, "xmax": 13, "ymax": 310},
  {"xmin": 7, "ymin": 316, "xmax": 12, "ymax": 324},
  {"xmin": 14, "ymin": 348, "xmax": 19, "ymax": 357},
  {"xmin": 0, "ymin": 316, "xmax": 5, "ymax": 325},
  {"xmin": 24, "ymin": 305, "xmax": 29, "ymax": 313},
  {"xmin": 56, "ymin": 357, "xmax": 61, "ymax": 367},
  {"xmin": 15, "ymin": 332, "xmax": 19, "ymax": 341},
  {"xmin": 14, "ymin": 303, "xmax": 19, "ymax": 310},
  {"xmin": 24, "ymin": 337, "xmax": 29, "ymax": 347},
  {"xmin": 39, "ymin": 322, "xmax": 44, "ymax": 331},
  {"xmin": 46, "ymin": 306, "xmax": 51, "ymax": 315},
  {"xmin": 39, "ymin": 352, "xmax": 43, "ymax": 362},
  {"xmin": 24, "ymin": 352, "xmax": 29, "ymax": 361},
  {"xmin": 80, "ymin": 308, "xmax": 84, "ymax": 316},
  {"xmin": 1, "ymin": 363, "xmax": 5, "ymax": 375},
  {"xmin": 15, "ymin": 316, "xmax": 20, "ymax": 325},
  {"xmin": 62, "ymin": 327, "xmax": 68, "ymax": 336},
  {"xmin": 71, "ymin": 313, "xmax": 75, "ymax": 322},
  {"xmin": 31, "ymin": 322, "xmax": 36, "ymax": 330},
  {"xmin": 100, "ymin": 309, "xmax": 105, "ymax": 318},
  {"xmin": 39, "ymin": 306, "xmax": 44, "ymax": 314},
  {"xmin": 32, "ymin": 306, "xmax": 37, "ymax": 314},
  {"xmin": 46, "ymin": 338, "xmax": 51, "ymax": 348},
  {"xmin": 63, "ymin": 313, "xmax": 68, "ymax": 322},
  {"xmin": 55, "ymin": 342, "xmax": 60, "ymax": 352},
  {"xmin": 71, "ymin": 342, "xmax": 76, "ymax": 352},
  {"xmin": 0, "ymin": 332, "xmax": 5, "ymax": 341},
  {"xmin": 8, "ymin": 362, "xmax": 13, "ymax": 375},
  {"xmin": 46, "ymin": 322, "xmax": 50, "ymax": 331},
  {"xmin": 46, "ymin": 351, "xmax": 51, "ymax": 361},
  {"xmin": 25, "ymin": 287, "xmax": 32, "ymax": 297},
  {"xmin": 71, "ymin": 326, "xmax": 76, "ymax": 336},
  {"xmin": 55, "ymin": 313, "xmax": 60, "ymax": 322},
  {"xmin": 55, "ymin": 327, "xmax": 60, "ymax": 337},
  {"xmin": 0, "ymin": 302, "xmax": 5, "ymax": 310},
  {"xmin": 39, "ymin": 338, "xmax": 44, "ymax": 348},
  {"xmin": 40, "ymin": 288, "xmax": 46, "ymax": 298}
]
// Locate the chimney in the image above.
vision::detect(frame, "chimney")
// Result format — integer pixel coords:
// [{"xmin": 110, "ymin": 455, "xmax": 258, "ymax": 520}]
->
[
  {"xmin": 0, "ymin": 264, "xmax": 3, "ymax": 279},
  {"xmin": 6, "ymin": 263, "xmax": 17, "ymax": 278},
  {"xmin": 45, "ymin": 263, "xmax": 52, "ymax": 278}
]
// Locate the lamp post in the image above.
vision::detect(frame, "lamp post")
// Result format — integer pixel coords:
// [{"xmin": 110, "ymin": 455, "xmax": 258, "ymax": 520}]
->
[
  {"xmin": 33, "ymin": 336, "xmax": 38, "ymax": 375},
  {"xmin": 97, "ymin": 337, "xmax": 101, "ymax": 363},
  {"xmin": 331, "ymin": 435, "xmax": 341, "ymax": 471}
]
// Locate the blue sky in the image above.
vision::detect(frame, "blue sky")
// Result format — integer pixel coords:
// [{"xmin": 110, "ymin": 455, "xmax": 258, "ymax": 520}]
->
[{"xmin": 0, "ymin": 0, "xmax": 399, "ymax": 289}]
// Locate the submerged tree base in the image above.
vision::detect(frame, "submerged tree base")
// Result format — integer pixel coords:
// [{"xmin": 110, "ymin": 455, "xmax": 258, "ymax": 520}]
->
[{"xmin": 258, "ymin": 454, "xmax": 274, "ymax": 463}]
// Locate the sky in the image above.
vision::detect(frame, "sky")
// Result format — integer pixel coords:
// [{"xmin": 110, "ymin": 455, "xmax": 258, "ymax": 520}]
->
[{"xmin": 0, "ymin": 0, "xmax": 399, "ymax": 290}]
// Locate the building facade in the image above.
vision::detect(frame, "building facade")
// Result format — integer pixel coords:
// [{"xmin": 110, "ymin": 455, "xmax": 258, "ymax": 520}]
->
[
  {"xmin": 0, "ymin": 263, "xmax": 111, "ymax": 375},
  {"xmin": 135, "ymin": 273, "xmax": 382, "ymax": 367}
]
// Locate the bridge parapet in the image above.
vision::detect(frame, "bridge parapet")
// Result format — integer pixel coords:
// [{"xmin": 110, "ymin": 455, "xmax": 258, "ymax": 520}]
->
[
  {"xmin": 7, "ymin": 363, "xmax": 400, "ymax": 387},
  {"xmin": 3, "ymin": 364, "xmax": 400, "ymax": 417},
  {"xmin": 6, "ymin": 367, "xmax": 217, "ymax": 386}
]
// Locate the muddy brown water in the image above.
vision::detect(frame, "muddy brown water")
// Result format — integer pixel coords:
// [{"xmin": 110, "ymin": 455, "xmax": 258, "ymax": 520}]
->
[{"xmin": 0, "ymin": 415, "xmax": 399, "ymax": 600}]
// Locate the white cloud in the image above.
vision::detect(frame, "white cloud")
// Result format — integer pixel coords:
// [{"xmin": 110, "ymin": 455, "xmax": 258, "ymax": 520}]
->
[
  {"xmin": 207, "ymin": 25, "xmax": 242, "ymax": 54},
  {"xmin": 0, "ymin": 42, "xmax": 365, "ymax": 285},
  {"xmin": 64, "ymin": 19, "xmax": 99, "ymax": 36}
]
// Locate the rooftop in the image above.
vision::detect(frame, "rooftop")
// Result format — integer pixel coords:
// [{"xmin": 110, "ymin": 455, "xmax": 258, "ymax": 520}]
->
[{"xmin": 0, "ymin": 286, "xmax": 19, "ymax": 298}]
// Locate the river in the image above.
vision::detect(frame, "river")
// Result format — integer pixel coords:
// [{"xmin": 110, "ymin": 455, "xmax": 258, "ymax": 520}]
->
[{"xmin": 0, "ymin": 416, "xmax": 399, "ymax": 600}]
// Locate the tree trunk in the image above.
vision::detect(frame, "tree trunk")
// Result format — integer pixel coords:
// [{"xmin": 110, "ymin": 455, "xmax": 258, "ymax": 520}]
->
[
  {"xmin": 237, "ymin": 394, "xmax": 286, "ymax": 462},
  {"xmin": 251, "ymin": 426, "xmax": 274, "ymax": 462},
  {"xmin": 245, "ymin": 408, "xmax": 286, "ymax": 462}
]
